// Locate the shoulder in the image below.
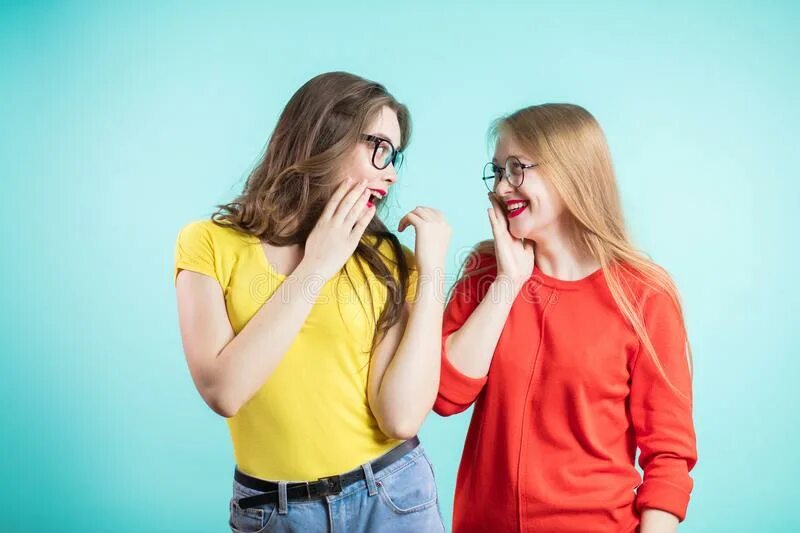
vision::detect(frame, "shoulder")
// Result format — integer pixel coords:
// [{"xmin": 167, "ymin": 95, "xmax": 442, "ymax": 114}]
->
[
  {"xmin": 614, "ymin": 261, "xmax": 683, "ymax": 318},
  {"xmin": 447, "ymin": 241, "xmax": 497, "ymax": 304},
  {"xmin": 177, "ymin": 218, "xmax": 253, "ymax": 250},
  {"xmin": 461, "ymin": 240, "xmax": 498, "ymax": 277}
]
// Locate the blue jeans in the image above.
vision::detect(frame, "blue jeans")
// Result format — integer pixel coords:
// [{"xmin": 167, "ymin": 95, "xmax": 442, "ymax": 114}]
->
[{"xmin": 228, "ymin": 445, "xmax": 446, "ymax": 532}]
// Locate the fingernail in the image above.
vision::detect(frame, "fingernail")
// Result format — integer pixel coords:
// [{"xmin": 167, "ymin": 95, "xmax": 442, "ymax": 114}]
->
[{"xmin": 367, "ymin": 200, "xmax": 374, "ymax": 208}]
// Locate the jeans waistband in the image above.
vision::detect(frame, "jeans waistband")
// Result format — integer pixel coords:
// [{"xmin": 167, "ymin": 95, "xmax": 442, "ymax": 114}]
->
[{"xmin": 235, "ymin": 436, "xmax": 420, "ymax": 509}]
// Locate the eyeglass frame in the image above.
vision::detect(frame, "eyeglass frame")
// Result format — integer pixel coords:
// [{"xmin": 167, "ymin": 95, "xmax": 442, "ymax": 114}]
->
[
  {"xmin": 482, "ymin": 156, "xmax": 539, "ymax": 191},
  {"xmin": 360, "ymin": 134, "xmax": 404, "ymax": 171}
]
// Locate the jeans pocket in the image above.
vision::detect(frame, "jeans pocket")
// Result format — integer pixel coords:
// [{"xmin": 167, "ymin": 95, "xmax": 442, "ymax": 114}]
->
[
  {"xmin": 376, "ymin": 452, "xmax": 439, "ymax": 515},
  {"xmin": 229, "ymin": 479, "xmax": 278, "ymax": 533},
  {"xmin": 229, "ymin": 496, "xmax": 277, "ymax": 533}
]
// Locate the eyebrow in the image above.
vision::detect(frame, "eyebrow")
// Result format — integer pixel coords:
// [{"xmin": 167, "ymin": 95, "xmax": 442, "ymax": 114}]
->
[
  {"xmin": 369, "ymin": 132, "xmax": 402, "ymax": 149},
  {"xmin": 492, "ymin": 154, "xmax": 532, "ymax": 164}
]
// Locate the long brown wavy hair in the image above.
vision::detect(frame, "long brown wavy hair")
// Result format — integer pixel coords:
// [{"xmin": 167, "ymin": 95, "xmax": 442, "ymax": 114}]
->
[
  {"xmin": 210, "ymin": 72, "xmax": 412, "ymax": 347},
  {"xmin": 459, "ymin": 103, "xmax": 692, "ymax": 397}
]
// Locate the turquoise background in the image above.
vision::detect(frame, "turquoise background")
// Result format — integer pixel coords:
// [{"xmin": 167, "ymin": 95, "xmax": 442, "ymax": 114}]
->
[{"xmin": 1, "ymin": 1, "xmax": 797, "ymax": 531}]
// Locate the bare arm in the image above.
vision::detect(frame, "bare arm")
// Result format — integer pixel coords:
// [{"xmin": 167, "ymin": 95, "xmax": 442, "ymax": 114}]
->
[
  {"xmin": 640, "ymin": 509, "xmax": 680, "ymax": 533},
  {"xmin": 176, "ymin": 262, "xmax": 325, "ymax": 418},
  {"xmin": 175, "ymin": 177, "xmax": 375, "ymax": 417},
  {"xmin": 444, "ymin": 274, "xmax": 523, "ymax": 378},
  {"xmin": 445, "ymin": 194, "xmax": 535, "ymax": 378},
  {"xmin": 367, "ymin": 207, "xmax": 451, "ymax": 439},
  {"xmin": 367, "ymin": 269, "xmax": 444, "ymax": 439}
]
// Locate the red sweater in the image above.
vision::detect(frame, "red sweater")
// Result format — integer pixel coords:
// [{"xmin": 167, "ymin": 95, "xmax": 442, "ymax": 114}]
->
[{"xmin": 434, "ymin": 254, "xmax": 697, "ymax": 533}]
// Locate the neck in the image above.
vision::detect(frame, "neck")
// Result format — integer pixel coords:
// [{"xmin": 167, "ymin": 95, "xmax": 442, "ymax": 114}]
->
[{"xmin": 530, "ymin": 220, "xmax": 600, "ymax": 281}]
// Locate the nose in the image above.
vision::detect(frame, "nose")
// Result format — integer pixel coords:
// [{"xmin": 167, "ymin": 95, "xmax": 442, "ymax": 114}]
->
[
  {"xmin": 493, "ymin": 173, "xmax": 513, "ymax": 196},
  {"xmin": 383, "ymin": 166, "xmax": 398, "ymax": 185}
]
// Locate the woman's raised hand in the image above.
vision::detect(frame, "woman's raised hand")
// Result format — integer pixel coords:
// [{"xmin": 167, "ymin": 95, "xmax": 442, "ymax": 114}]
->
[{"xmin": 303, "ymin": 177, "xmax": 376, "ymax": 280}]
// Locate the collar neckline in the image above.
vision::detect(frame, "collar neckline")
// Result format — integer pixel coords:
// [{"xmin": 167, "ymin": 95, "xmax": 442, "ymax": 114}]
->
[{"xmin": 529, "ymin": 264, "xmax": 604, "ymax": 290}]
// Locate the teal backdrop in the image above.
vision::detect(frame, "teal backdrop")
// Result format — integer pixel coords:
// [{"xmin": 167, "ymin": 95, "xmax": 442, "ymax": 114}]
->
[{"xmin": 1, "ymin": 1, "xmax": 797, "ymax": 531}]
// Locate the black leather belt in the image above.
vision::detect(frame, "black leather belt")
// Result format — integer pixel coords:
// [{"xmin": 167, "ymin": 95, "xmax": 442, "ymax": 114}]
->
[{"xmin": 235, "ymin": 436, "xmax": 420, "ymax": 509}]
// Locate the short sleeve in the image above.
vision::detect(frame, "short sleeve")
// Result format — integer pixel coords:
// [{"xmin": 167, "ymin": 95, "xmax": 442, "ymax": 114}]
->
[{"xmin": 174, "ymin": 220, "xmax": 218, "ymax": 285}]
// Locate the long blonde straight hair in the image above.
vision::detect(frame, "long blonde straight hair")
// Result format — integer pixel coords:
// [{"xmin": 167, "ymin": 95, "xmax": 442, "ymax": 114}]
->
[{"xmin": 463, "ymin": 103, "xmax": 692, "ymax": 394}]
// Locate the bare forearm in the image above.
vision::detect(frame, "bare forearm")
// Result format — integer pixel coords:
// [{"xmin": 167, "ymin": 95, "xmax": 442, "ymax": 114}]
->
[
  {"xmin": 212, "ymin": 261, "xmax": 323, "ymax": 415},
  {"xmin": 375, "ymin": 271, "xmax": 445, "ymax": 437},
  {"xmin": 640, "ymin": 509, "xmax": 679, "ymax": 533},
  {"xmin": 446, "ymin": 275, "xmax": 520, "ymax": 378}
]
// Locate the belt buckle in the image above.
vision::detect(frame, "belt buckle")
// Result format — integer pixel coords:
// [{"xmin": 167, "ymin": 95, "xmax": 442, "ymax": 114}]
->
[{"xmin": 308, "ymin": 474, "xmax": 343, "ymax": 498}]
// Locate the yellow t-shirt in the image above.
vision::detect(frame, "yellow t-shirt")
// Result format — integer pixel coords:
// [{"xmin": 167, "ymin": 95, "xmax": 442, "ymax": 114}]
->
[{"xmin": 173, "ymin": 219, "xmax": 418, "ymax": 481}]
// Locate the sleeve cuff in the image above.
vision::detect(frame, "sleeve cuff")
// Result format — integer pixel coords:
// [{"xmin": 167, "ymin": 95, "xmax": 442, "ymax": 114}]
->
[
  {"xmin": 636, "ymin": 478, "xmax": 692, "ymax": 522},
  {"xmin": 174, "ymin": 262, "xmax": 217, "ymax": 286},
  {"xmin": 438, "ymin": 349, "xmax": 488, "ymax": 406}
]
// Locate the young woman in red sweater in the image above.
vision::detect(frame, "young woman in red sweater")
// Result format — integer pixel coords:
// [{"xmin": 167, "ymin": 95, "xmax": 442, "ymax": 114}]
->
[{"xmin": 434, "ymin": 104, "xmax": 697, "ymax": 532}]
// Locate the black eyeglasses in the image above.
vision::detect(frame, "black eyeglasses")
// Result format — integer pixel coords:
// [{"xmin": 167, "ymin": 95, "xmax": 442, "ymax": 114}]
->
[
  {"xmin": 361, "ymin": 134, "xmax": 404, "ymax": 170},
  {"xmin": 482, "ymin": 156, "xmax": 539, "ymax": 191}
]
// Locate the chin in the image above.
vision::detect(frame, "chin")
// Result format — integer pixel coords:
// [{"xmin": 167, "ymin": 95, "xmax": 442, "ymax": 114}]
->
[{"xmin": 507, "ymin": 221, "xmax": 534, "ymax": 240}]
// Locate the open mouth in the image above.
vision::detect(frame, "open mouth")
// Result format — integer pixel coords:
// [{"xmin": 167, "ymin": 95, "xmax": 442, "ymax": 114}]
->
[
  {"xmin": 368, "ymin": 188, "xmax": 387, "ymax": 207},
  {"xmin": 505, "ymin": 200, "xmax": 529, "ymax": 218}
]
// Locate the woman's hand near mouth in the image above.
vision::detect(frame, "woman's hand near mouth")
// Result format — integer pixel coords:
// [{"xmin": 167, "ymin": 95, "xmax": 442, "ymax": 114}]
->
[
  {"xmin": 488, "ymin": 193, "xmax": 535, "ymax": 289},
  {"xmin": 303, "ymin": 177, "xmax": 376, "ymax": 280}
]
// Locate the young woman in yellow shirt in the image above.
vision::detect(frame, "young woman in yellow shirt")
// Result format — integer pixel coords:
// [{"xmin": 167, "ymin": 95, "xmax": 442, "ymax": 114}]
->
[{"xmin": 174, "ymin": 72, "xmax": 450, "ymax": 532}]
